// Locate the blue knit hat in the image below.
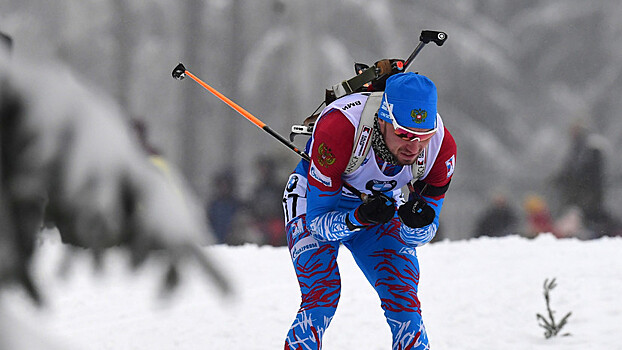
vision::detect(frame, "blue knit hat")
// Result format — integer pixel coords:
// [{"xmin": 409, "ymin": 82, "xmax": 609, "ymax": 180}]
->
[{"xmin": 377, "ymin": 72, "xmax": 437, "ymax": 130}]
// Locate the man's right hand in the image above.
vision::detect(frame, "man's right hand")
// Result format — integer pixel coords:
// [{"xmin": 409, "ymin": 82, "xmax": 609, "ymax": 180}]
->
[{"xmin": 346, "ymin": 192, "xmax": 396, "ymax": 230}]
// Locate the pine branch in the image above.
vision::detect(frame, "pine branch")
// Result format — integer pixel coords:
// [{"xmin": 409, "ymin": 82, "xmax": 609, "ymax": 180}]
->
[{"xmin": 536, "ymin": 278, "xmax": 572, "ymax": 339}]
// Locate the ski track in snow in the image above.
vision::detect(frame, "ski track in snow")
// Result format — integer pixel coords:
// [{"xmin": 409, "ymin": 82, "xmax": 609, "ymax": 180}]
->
[{"xmin": 2, "ymin": 231, "xmax": 621, "ymax": 350}]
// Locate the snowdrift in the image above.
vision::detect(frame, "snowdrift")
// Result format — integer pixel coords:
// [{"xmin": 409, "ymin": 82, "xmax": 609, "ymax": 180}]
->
[{"xmin": 2, "ymin": 232, "xmax": 620, "ymax": 350}]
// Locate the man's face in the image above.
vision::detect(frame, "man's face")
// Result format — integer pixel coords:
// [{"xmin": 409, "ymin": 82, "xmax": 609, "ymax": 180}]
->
[{"xmin": 378, "ymin": 119, "xmax": 435, "ymax": 166}]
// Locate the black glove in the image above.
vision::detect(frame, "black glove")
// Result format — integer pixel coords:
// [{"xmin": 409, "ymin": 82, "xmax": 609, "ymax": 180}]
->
[
  {"xmin": 347, "ymin": 192, "xmax": 396, "ymax": 230},
  {"xmin": 398, "ymin": 195, "xmax": 436, "ymax": 228}
]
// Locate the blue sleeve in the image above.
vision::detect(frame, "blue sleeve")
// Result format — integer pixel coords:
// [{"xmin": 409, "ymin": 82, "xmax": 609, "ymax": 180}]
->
[
  {"xmin": 303, "ymin": 109, "xmax": 359, "ymax": 242},
  {"xmin": 306, "ymin": 183, "xmax": 360, "ymax": 241},
  {"xmin": 399, "ymin": 195, "xmax": 444, "ymax": 247}
]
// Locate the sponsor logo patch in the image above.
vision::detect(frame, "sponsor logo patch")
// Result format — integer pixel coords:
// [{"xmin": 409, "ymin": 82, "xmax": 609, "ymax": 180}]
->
[
  {"xmin": 353, "ymin": 126, "xmax": 372, "ymax": 157},
  {"xmin": 446, "ymin": 155, "xmax": 455, "ymax": 178},
  {"xmin": 416, "ymin": 149, "xmax": 426, "ymax": 178},
  {"xmin": 291, "ymin": 236, "xmax": 319, "ymax": 260},
  {"xmin": 289, "ymin": 217, "xmax": 305, "ymax": 239},
  {"xmin": 286, "ymin": 175, "xmax": 299, "ymax": 192},
  {"xmin": 317, "ymin": 143, "xmax": 336, "ymax": 167},
  {"xmin": 309, "ymin": 162, "xmax": 332, "ymax": 187},
  {"xmin": 366, "ymin": 179, "xmax": 398, "ymax": 192}
]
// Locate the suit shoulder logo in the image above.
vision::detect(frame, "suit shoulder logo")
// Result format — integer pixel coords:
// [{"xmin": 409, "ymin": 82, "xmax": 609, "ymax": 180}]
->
[{"xmin": 317, "ymin": 142, "xmax": 336, "ymax": 167}]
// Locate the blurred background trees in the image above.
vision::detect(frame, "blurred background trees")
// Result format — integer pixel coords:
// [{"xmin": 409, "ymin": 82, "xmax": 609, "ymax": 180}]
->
[{"xmin": 2, "ymin": 0, "xmax": 621, "ymax": 240}]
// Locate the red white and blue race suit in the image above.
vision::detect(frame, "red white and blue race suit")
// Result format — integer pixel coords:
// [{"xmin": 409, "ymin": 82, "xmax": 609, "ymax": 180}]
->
[{"xmin": 282, "ymin": 93, "xmax": 456, "ymax": 350}]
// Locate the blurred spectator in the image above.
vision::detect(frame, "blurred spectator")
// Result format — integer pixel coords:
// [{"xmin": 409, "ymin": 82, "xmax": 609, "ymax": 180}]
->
[
  {"xmin": 131, "ymin": 118, "xmax": 162, "ymax": 158},
  {"xmin": 552, "ymin": 120, "xmax": 611, "ymax": 237},
  {"xmin": 1, "ymin": 48, "xmax": 229, "ymax": 304},
  {"xmin": 130, "ymin": 118, "xmax": 174, "ymax": 181},
  {"xmin": 247, "ymin": 156, "xmax": 286, "ymax": 246},
  {"xmin": 523, "ymin": 193, "xmax": 558, "ymax": 238},
  {"xmin": 522, "ymin": 193, "xmax": 616, "ymax": 240},
  {"xmin": 206, "ymin": 169, "xmax": 244, "ymax": 244},
  {"xmin": 472, "ymin": 191, "xmax": 518, "ymax": 238},
  {"xmin": 554, "ymin": 206, "xmax": 592, "ymax": 240},
  {"xmin": 1, "ymin": 31, "xmax": 13, "ymax": 52}
]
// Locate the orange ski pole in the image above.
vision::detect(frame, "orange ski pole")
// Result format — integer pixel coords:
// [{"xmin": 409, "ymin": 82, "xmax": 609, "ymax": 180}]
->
[{"xmin": 172, "ymin": 63, "xmax": 367, "ymax": 201}]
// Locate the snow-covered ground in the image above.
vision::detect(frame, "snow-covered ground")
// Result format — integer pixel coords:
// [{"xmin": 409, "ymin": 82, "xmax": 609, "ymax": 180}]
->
[{"xmin": 2, "ymin": 231, "xmax": 621, "ymax": 350}]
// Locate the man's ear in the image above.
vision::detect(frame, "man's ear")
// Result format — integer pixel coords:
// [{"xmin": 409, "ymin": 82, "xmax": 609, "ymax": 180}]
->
[{"xmin": 376, "ymin": 118, "xmax": 388, "ymax": 140}]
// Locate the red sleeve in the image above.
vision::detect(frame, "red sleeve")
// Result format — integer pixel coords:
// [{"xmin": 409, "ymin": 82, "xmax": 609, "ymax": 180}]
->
[
  {"xmin": 424, "ymin": 127, "xmax": 457, "ymax": 188},
  {"xmin": 307, "ymin": 109, "xmax": 355, "ymax": 192}
]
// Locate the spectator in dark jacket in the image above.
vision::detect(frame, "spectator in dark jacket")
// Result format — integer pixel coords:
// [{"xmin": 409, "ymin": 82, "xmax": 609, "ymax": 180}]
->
[{"xmin": 473, "ymin": 191, "xmax": 518, "ymax": 238}]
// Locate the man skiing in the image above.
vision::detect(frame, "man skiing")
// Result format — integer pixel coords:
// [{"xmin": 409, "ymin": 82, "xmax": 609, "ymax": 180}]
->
[{"xmin": 282, "ymin": 72, "xmax": 456, "ymax": 349}]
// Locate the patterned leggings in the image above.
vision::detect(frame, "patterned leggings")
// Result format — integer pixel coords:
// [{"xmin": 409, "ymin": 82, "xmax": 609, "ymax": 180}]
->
[{"xmin": 284, "ymin": 214, "xmax": 429, "ymax": 350}]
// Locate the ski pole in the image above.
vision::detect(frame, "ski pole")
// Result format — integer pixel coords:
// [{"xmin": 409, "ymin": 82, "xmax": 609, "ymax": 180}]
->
[
  {"xmin": 404, "ymin": 30, "xmax": 447, "ymax": 71},
  {"xmin": 172, "ymin": 63, "xmax": 308, "ymax": 161},
  {"xmin": 171, "ymin": 63, "xmax": 368, "ymax": 201}
]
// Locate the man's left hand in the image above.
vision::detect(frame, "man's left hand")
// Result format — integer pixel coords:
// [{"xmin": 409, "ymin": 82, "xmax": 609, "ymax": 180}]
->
[{"xmin": 398, "ymin": 197, "xmax": 435, "ymax": 228}]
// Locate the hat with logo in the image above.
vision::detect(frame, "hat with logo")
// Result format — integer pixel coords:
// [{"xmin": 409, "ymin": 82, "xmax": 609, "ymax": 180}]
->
[{"xmin": 377, "ymin": 72, "xmax": 437, "ymax": 130}]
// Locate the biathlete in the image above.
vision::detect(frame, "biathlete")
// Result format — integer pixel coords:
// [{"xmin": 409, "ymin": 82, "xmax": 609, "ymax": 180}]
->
[{"xmin": 282, "ymin": 72, "xmax": 457, "ymax": 349}]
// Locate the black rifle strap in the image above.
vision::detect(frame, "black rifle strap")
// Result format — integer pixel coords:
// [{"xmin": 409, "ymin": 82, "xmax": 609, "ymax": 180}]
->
[{"xmin": 336, "ymin": 67, "xmax": 378, "ymax": 95}]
